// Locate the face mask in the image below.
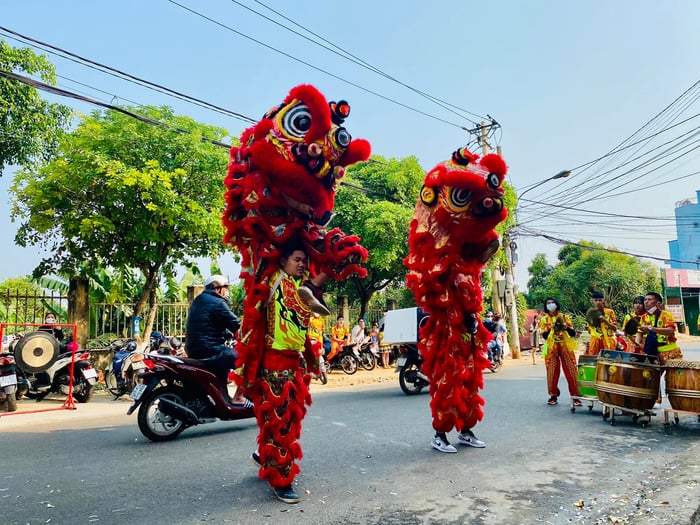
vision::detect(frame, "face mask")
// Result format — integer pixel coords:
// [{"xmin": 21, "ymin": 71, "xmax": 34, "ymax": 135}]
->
[
  {"xmin": 546, "ymin": 303, "xmax": 557, "ymax": 312},
  {"xmin": 647, "ymin": 305, "xmax": 658, "ymax": 314}
]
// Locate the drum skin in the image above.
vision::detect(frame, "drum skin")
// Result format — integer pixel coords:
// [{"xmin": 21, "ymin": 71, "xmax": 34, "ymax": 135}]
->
[
  {"xmin": 664, "ymin": 360, "xmax": 700, "ymax": 412},
  {"xmin": 577, "ymin": 355, "xmax": 598, "ymax": 398},
  {"xmin": 595, "ymin": 350, "xmax": 660, "ymax": 410}
]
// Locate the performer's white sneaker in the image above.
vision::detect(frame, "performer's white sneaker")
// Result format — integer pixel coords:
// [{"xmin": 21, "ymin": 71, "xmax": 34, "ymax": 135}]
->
[
  {"xmin": 458, "ymin": 429, "xmax": 486, "ymax": 448},
  {"xmin": 431, "ymin": 432, "xmax": 457, "ymax": 453}
]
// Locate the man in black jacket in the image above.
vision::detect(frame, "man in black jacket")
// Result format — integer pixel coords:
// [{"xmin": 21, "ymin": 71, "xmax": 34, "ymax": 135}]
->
[{"xmin": 186, "ymin": 275, "xmax": 241, "ymax": 391}]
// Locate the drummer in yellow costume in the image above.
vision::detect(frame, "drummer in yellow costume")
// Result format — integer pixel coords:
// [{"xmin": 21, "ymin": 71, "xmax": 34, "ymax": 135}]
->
[
  {"xmin": 539, "ymin": 297, "xmax": 581, "ymax": 406},
  {"xmin": 584, "ymin": 291, "xmax": 617, "ymax": 355},
  {"xmin": 637, "ymin": 292, "xmax": 683, "ymax": 365}
]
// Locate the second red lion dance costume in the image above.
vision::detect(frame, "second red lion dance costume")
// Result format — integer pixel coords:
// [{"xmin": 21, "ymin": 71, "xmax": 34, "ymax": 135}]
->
[
  {"xmin": 405, "ymin": 147, "xmax": 508, "ymax": 452},
  {"xmin": 223, "ymin": 85, "xmax": 370, "ymax": 501}
]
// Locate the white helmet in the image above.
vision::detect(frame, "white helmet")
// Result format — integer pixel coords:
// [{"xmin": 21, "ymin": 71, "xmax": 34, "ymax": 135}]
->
[{"xmin": 204, "ymin": 275, "xmax": 229, "ymax": 289}]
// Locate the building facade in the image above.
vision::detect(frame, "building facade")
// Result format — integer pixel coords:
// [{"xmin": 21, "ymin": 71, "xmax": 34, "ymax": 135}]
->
[{"xmin": 668, "ymin": 190, "xmax": 700, "ymax": 269}]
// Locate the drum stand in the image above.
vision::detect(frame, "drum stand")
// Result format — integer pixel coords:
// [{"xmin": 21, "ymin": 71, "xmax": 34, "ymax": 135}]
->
[
  {"xmin": 570, "ymin": 395, "xmax": 598, "ymax": 413},
  {"xmin": 601, "ymin": 403, "xmax": 656, "ymax": 427},
  {"xmin": 663, "ymin": 408, "xmax": 700, "ymax": 428}
]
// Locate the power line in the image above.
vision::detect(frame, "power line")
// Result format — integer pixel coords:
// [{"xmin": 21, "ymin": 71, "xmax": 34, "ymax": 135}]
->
[
  {"xmin": 519, "ymin": 230, "xmax": 698, "ymax": 266},
  {"xmin": 0, "ymin": 26, "xmax": 258, "ymax": 125},
  {"xmin": 165, "ymin": 0, "xmax": 471, "ymax": 130},
  {"xmin": 1, "ymin": 68, "xmax": 389, "ymax": 199},
  {"xmin": 0, "ymin": 69, "xmax": 233, "ymax": 148},
  {"xmin": 227, "ymin": 0, "xmax": 487, "ymax": 124}
]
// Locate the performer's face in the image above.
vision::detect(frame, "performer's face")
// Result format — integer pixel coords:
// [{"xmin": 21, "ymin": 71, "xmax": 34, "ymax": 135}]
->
[
  {"xmin": 592, "ymin": 297, "xmax": 605, "ymax": 309},
  {"xmin": 282, "ymin": 250, "xmax": 308, "ymax": 278}
]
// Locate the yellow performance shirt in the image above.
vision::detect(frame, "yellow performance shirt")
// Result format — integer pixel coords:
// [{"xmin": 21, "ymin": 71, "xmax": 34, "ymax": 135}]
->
[
  {"xmin": 267, "ymin": 271, "xmax": 311, "ymax": 351},
  {"xmin": 308, "ymin": 315, "xmax": 325, "ymax": 341}
]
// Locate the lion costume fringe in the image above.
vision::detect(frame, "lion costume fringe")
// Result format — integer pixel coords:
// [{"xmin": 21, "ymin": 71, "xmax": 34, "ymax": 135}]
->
[
  {"xmin": 223, "ymin": 85, "xmax": 370, "ymax": 487},
  {"xmin": 405, "ymin": 147, "xmax": 508, "ymax": 434}
]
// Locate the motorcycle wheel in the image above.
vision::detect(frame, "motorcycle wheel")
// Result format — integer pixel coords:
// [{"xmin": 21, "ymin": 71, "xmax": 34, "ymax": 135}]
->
[
  {"xmin": 137, "ymin": 385, "xmax": 188, "ymax": 441},
  {"xmin": 360, "ymin": 352, "xmax": 376, "ymax": 371},
  {"xmin": 104, "ymin": 369, "xmax": 122, "ymax": 397},
  {"xmin": 399, "ymin": 364, "xmax": 425, "ymax": 395},
  {"xmin": 72, "ymin": 379, "xmax": 94, "ymax": 403},
  {"xmin": 319, "ymin": 369, "xmax": 328, "ymax": 385},
  {"xmin": 340, "ymin": 355, "xmax": 358, "ymax": 375}
]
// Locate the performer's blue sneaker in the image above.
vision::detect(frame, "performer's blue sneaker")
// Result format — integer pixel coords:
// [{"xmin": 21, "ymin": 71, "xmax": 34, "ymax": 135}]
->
[{"xmin": 273, "ymin": 484, "xmax": 300, "ymax": 504}]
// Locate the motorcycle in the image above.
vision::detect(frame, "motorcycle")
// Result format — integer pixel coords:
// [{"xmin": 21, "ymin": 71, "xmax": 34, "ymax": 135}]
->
[
  {"xmin": 395, "ymin": 343, "xmax": 429, "ymax": 395},
  {"xmin": 149, "ymin": 331, "xmax": 185, "ymax": 356},
  {"xmin": 127, "ymin": 352, "xmax": 254, "ymax": 442},
  {"xmin": 13, "ymin": 332, "xmax": 97, "ymax": 403},
  {"xmin": 486, "ymin": 339, "xmax": 503, "ymax": 372},
  {"xmin": 103, "ymin": 339, "xmax": 145, "ymax": 398},
  {"xmin": 321, "ymin": 342, "xmax": 359, "ymax": 375},
  {"xmin": 356, "ymin": 337, "xmax": 378, "ymax": 371},
  {"xmin": 0, "ymin": 350, "xmax": 19, "ymax": 412}
]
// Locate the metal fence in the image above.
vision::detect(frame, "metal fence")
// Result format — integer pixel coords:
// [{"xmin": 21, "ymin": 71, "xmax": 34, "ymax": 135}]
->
[
  {"xmin": 90, "ymin": 302, "xmax": 188, "ymax": 339},
  {"xmin": 0, "ymin": 290, "xmax": 68, "ymax": 334},
  {"xmin": 2, "ymin": 289, "xmax": 386, "ymax": 341}
]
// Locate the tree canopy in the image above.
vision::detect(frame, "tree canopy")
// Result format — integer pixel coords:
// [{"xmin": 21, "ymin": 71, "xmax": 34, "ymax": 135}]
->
[
  {"xmin": 328, "ymin": 155, "xmax": 425, "ymax": 316},
  {"xmin": 0, "ymin": 40, "xmax": 72, "ymax": 176},
  {"xmin": 9, "ymin": 105, "xmax": 231, "ymax": 338},
  {"xmin": 526, "ymin": 241, "xmax": 661, "ymax": 319}
]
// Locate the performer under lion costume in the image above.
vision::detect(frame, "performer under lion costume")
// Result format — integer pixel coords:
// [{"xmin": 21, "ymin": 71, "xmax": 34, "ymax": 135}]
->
[
  {"xmin": 222, "ymin": 84, "xmax": 370, "ymax": 500},
  {"xmin": 404, "ymin": 147, "xmax": 508, "ymax": 453}
]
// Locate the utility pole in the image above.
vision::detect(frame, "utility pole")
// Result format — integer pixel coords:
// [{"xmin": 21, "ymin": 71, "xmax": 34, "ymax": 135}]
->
[
  {"xmin": 480, "ymin": 122, "xmax": 503, "ymax": 316},
  {"xmin": 480, "ymin": 123, "xmax": 519, "ymax": 357},
  {"xmin": 504, "ymin": 237, "xmax": 521, "ymax": 359}
]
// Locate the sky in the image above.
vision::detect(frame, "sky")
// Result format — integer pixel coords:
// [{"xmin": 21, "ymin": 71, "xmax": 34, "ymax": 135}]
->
[{"xmin": 1, "ymin": 0, "xmax": 699, "ymax": 290}]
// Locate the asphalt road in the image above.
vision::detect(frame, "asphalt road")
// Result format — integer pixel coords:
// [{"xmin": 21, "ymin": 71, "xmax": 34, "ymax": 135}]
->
[{"xmin": 2, "ymin": 344, "xmax": 699, "ymax": 525}]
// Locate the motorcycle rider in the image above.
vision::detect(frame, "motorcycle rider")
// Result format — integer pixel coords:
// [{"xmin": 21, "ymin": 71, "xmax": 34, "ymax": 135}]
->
[
  {"xmin": 482, "ymin": 312, "xmax": 505, "ymax": 364},
  {"xmin": 185, "ymin": 275, "xmax": 242, "ymax": 403}
]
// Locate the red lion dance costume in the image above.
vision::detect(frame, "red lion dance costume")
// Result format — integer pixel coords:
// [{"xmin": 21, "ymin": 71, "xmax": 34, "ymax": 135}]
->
[
  {"xmin": 223, "ymin": 85, "xmax": 370, "ymax": 489},
  {"xmin": 405, "ymin": 147, "xmax": 508, "ymax": 444}
]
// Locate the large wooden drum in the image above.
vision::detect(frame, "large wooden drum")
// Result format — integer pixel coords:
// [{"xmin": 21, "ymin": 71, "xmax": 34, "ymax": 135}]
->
[
  {"xmin": 595, "ymin": 350, "xmax": 660, "ymax": 410},
  {"xmin": 664, "ymin": 360, "xmax": 700, "ymax": 412},
  {"xmin": 577, "ymin": 355, "xmax": 598, "ymax": 398}
]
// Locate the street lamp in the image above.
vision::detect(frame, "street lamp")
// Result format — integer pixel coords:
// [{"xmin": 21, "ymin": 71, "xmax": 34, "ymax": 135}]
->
[
  {"xmin": 500, "ymin": 168, "xmax": 571, "ymax": 360},
  {"xmin": 517, "ymin": 169, "xmax": 571, "ymax": 204}
]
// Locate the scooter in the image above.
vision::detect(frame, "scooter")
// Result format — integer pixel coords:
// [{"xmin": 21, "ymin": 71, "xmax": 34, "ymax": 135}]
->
[
  {"xmin": 356, "ymin": 337, "xmax": 378, "ymax": 371},
  {"xmin": 321, "ymin": 342, "xmax": 359, "ymax": 375},
  {"xmin": 486, "ymin": 339, "xmax": 503, "ymax": 373},
  {"xmin": 127, "ymin": 353, "xmax": 255, "ymax": 442},
  {"xmin": 13, "ymin": 332, "xmax": 98, "ymax": 403},
  {"xmin": 103, "ymin": 339, "xmax": 145, "ymax": 398},
  {"xmin": 0, "ymin": 351, "xmax": 19, "ymax": 412},
  {"xmin": 395, "ymin": 343, "xmax": 429, "ymax": 395},
  {"xmin": 149, "ymin": 331, "xmax": 185, "ymax": 356}
]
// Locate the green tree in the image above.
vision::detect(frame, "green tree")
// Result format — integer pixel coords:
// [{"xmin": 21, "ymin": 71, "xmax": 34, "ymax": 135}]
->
[
  {"xmin": 0, "ymin": 276, "xmax": 42, "ymax": 325},
  {"xmin": 539, "ymin": 241, "xmax": 660, "ymax": 319},
  {"xmin": 10, "ymin": 105, "xmax": 231, "ymax": 339},
  {"xmin": 328, "ymin": 155, "xmax": 425, "ymax": 317},
  {"xmin": 525, "ymin": 253, "xmax": 554, "ymax": 308},
  {"xmin": 0, "ymin": 40, "xmax": 72, "ymax": 175}
]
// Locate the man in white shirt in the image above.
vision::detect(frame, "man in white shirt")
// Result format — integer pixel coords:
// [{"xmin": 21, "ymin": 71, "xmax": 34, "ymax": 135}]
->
[{"xmin": 351, "ymin": 318, "xmax": 366, "ymax": 344}]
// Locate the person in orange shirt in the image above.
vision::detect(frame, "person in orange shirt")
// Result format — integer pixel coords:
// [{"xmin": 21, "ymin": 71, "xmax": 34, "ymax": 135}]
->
[
  {"xmin": 327, "ymin": 316, "xmax": 350, "ymax": 362},
  {"xmin": 584, "ymin": 291, "xmax": 618, "ymax": 355}
]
